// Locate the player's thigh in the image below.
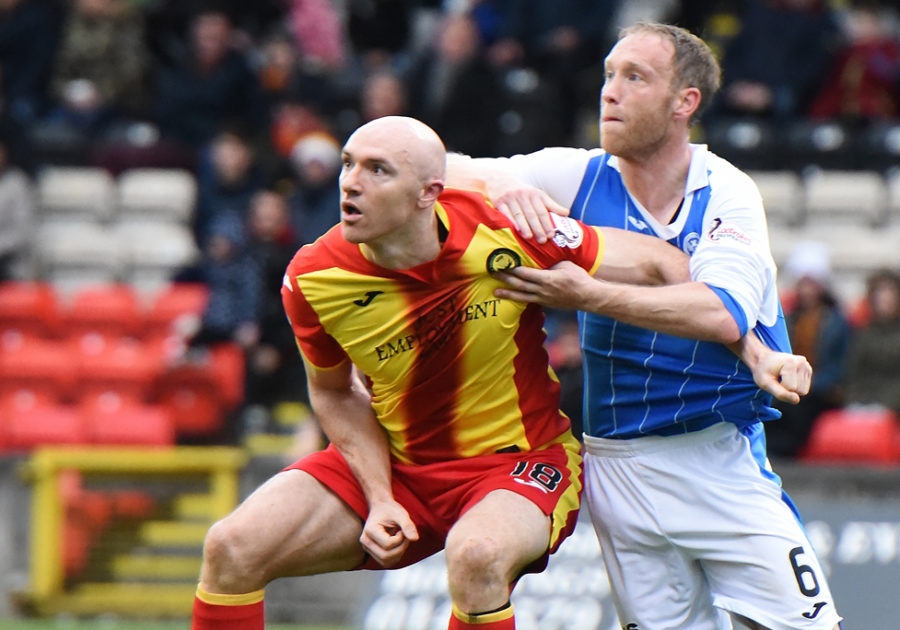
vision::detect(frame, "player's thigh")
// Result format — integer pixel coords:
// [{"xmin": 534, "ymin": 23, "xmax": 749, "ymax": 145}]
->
[
  {"xmin": 204, "ymin": 468, "xmax": 365, "ymax": 581},
  {"xmin": 702, "ymin": 520, "xmax": 840, "ymax": 630},
  {"xmin": 445, "ymin": 489, "xmax": 550, "ymax": 578},
  {"xmin": 583, "ymin": 453, "xmax": 724, "ymax": 630}
]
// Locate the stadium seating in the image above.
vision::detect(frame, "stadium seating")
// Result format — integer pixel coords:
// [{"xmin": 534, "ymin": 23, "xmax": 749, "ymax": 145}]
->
[
  {"xmin": 81, "ymin": 392, "xmax": 175, "ymax": 446},
  {"xmin": 800, "ymin": 407, "xmax": 900, "ymax": 465},
  {"xmin": 0, "ymin": 335, "xmax": 76, "ymax": 402},
  {"xmin": 0, "ymin": 281, "xmax": 60, "ymax": 338},
  {"xmin": 116, "ymin": 167, "xmax": 197, "ymax": 224},
  {"xmin": 747, "ymin": 170, "xmax": 804, "ymax": 227},
  {"xmin": 35, "ymin": 166, "xmax": 116, "ymax": 224},
  {"xmin": 1, "ymin": 398, "xmax": 86, "ymax": 450},
  {"xmin": 73, "ymin": 335, "xmax": 165, "ymax": 401},
  {"xmin": 63, "ymin": 283, "xmax": 143, "ymax": 340},
  {"xmin": 32, "ymin": 222, "xmax": 123, "ymax": 292},
  {"xmin": 802, "ymin": 168, "xmax": 889, "ymax": 228},
  {"xmin": 115, "ymin": 220, "xmax": 200, "ymax": 291},
  {"xmin": 143, "ymin": 282, "xmax": 209, "ymax": 341}
]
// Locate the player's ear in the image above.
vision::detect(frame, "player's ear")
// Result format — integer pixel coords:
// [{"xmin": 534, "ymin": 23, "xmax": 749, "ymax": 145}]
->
[
  {"xmin": 420, "ymin": 180, "xmax": 444, "ymax": 208},
  {"xmin": 674, "ymin": 86, "xmax": 701, "ymax": 122}
]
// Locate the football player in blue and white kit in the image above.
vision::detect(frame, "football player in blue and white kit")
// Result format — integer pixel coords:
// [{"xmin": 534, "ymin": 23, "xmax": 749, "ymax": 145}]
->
[{"xmin": 448, "ymin": 21, "xmax": 842, "ymax": 630}]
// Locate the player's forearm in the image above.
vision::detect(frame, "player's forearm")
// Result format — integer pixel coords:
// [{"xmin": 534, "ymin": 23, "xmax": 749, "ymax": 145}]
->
[
  {"xmin": 446, "ymin": 153, "xmax": 515, "ymax": 194},
  {"xmin": 727, "ymin": 332, "xmax": 767, "ymax": 369},
  {"xmin": 309, "ymin": 383, "xmax": 395, "ymax": 506},
  {"xmin": 580, "ymin": 280, "xmax": 742, "ymax": 343}
]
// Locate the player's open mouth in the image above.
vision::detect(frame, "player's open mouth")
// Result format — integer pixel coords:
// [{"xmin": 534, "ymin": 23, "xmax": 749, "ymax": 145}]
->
[{"xmin": 342, "ymin": 202, "xmax": 362, "ymax": 217}]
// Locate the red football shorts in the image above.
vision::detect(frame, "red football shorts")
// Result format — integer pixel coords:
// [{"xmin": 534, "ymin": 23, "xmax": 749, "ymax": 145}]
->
[{"xmin": 283, "ymin": 432, "xmax": 583, "ymax": 572}]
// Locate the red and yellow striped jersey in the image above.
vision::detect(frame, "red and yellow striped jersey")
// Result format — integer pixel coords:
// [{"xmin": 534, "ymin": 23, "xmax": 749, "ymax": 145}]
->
[{"xmin": 282, "ymin": 188, "xmax": 604, "ymax": 464}]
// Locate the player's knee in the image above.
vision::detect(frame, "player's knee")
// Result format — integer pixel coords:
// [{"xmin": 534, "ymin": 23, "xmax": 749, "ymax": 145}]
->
[
  {"xmin": 445, "ymin": 533, "xmax": 504, "ymax": 582},
  {"xmin": 201, "ymin": 517, "xmax": 263, "ymax": 591}
]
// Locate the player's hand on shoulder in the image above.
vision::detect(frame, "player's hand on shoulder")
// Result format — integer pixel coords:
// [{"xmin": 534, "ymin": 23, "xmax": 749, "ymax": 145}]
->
[
  {"xmin": 494, "ymin": 260, "xmax": 594, "ymax": 311},
  {"xmin": 753, "ymin": 350, "xmax": 812, "ymax": 405},
  {"xmin": 490, "ymin": 180, "xmax": 568, "ymax": 244},
  {"xmin": 359, "ymin": 499, "xmax": 419, "ymax": 568}
]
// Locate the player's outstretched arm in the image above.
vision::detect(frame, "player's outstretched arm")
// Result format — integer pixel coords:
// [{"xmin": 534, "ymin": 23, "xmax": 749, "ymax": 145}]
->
[
  {"xmin": 446, "ymin": 153, "xmax": 565, "ymax": 243},
  {"xmin": 305, "ymin": 359, "xmax": 419, "ymax": 566},
  {"xmin": 728, "ymin": 334, "xmax": 812, "ymax": 404}
]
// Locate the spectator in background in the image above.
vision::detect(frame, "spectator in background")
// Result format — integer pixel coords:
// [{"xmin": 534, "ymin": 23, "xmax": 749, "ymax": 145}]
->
[
  {"xmin": 153, "ymin": 7, "xmax": 268, "ymax": 152},
  {"xmin": 47, "ymin": 0, "xmax": 148, "ymax": 136},
  {"xmin": 194, "ymin": 126, "xmax": 264, "ymax": 247},
  {"xmin": 844, "ymin": 268, "xmax": 900, "ymax": 415},
  {"xmin": 473, "ymin": 0, "xmax": 619, "ymax": 144},
  {"xmin": 713, "ymin": 0, "xmax": 841, "ymax": 121},
  {"xmin": 0, "ymin": 0, "xmax": 61, "ymax": 168},
  {"xmin": 360, "ymin": 68, "xmax": 408, "ymax": 123},
  {"xmin": 286, "ymin": 131, "xmax": 342, "ymax": 244},
  {"xmin": 768, "ymin": 242, "xmax": 852, "ymax": 457},
  {"xmin": 267, "ymin": 87, "xmax": 333, "ymax": 161},
  {"xmin": 333, "ymin": 67, "xmax": 410, "ymax": 143},
  {"xmin": 255, "ymin": 30, "xmax": 303, "ymax": 106},
  {"xmin": 284, "ymin": 0, "xmax": 346, "ymax": 73},
  {"xmin": 0, "ymin": 137, "xmax": 32, "ymax": 280},
  {"xmin": 808, "ymin": 3, "xmax": 900, "ymax": 123},
  {"xmin": 407, "ymin": 12, "xmax": 503, "ymax": 157},
  {"xmin": 345, "ymin": 0, "xmax": 415, "ymax": 71},
  {"xmin": 183, "ymin": 211, "xmax": 261, "ymax": 355},
  {"xmin": 243, "ymin": 189, "xmax": 307, "ymax": 410}
]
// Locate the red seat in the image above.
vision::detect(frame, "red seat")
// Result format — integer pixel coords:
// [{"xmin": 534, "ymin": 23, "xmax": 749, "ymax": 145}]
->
[
  {"xmin": 800, "ymin": 407, "xmax": 900, "ymax": 465},
  {"xmin": 73, "ymin": 335, "xmax": 164, "ymax": 401},
  {"xmin": 81, "ymin": 391, "xmax": 175, "ymax": 445},
  {"xmin": 144, "ymin": 283, "xmax": 209, "ymax": 341},
  {"xmin": 210, "ymin": 343, "xmax": 245, "ymax": 409},
  {"xmin": 0, "ymin": 281, "xmax": 60, "ymax": 338},
  {"xmin": 154, "ymin": 364, "xmax": 226, "ymax": 439},
  {"xmin": 63, "ymin": 283, "xmax": 142, "ymax": 340},
  {"xmin": 0, "ymin": 335, "xmax": 76, "ymax": 401},
  {"xmin": 1, "ymin": 398, "xmax": 86, "ymax": 449}
]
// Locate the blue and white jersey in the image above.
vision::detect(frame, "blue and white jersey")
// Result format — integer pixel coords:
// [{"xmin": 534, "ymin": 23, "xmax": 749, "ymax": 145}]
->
[{"xmin": 498, "ymin": 145, "xmax": 791, "ymax": 439}]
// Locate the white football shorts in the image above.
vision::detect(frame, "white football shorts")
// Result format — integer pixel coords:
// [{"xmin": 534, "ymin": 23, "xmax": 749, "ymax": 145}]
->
[{"xmin": 583, "ymin": 422, "xmax": 842, "ymax": 630}]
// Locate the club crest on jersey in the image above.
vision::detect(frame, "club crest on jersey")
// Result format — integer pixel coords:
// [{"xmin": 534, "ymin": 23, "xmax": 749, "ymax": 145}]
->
[
  {"xmin": 550, "ymin": 215, "xmax": 584, "ymax": 248},
  {"xmin": 486, "ymin": 248, "xmax": 521, "ymax": 273},
  {"xmin": 683, "ymin": 232, "xmax": 700, "ymax": 255}
]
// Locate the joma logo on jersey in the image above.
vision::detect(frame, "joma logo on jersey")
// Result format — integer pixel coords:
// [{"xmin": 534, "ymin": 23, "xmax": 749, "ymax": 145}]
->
[{"xmin": 353, "ymin": 291, "xmax": 384, "ymax": 307}]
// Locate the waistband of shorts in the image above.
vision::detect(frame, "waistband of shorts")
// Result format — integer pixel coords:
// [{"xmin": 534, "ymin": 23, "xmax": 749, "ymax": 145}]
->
[{"xmin": 583, "ymin": 421, "xmax": 735, "ymax": 457}]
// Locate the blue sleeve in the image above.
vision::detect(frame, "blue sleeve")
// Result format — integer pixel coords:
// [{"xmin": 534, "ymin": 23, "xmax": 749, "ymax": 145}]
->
[{"xmin": 706, "ymin": 284, "xmax": 749, "ymax": 337}]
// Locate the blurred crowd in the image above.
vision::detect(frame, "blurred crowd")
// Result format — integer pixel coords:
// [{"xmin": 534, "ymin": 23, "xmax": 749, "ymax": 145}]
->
[{"xmin": 3, "ymin": 0, "xmax": 900, "ymax": 453}]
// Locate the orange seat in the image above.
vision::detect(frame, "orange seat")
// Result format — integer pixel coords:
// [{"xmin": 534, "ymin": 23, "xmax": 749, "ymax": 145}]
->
[
  {"xmin": 0, "ymin": 281, "xmax": 60, "ymax": 338},
  {"xmin": 800, "ymin": 407, "xmax": 900, "ymax": 465},
  {"xmin": 81, "ymin": 391, "xmax": 175, "ymax": 445},
  {"xmin": 63, "ymin": 283, "xmax": 142, "ymax": 339},
  {"xmin": 144, "ymin": 283, "xmax": 209, "ymax": 340}
]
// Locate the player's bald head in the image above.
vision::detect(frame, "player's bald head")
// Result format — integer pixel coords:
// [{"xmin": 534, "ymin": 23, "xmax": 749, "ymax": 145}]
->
[{"xmin": 348, "ymin": 116, "xmax": 446, "ymax": 184}]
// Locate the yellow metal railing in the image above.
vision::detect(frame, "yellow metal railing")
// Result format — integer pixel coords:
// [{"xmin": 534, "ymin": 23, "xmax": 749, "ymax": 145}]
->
[{"xmin": 19, "ymin": 446, "xmax": 247, "ymax": 617}]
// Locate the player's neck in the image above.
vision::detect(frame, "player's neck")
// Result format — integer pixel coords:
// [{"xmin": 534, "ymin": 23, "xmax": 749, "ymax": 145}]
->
[
  {"xmin": 618, "ymin": 139, "xmax": 692, "ymax": 225},
  {"xmin": 362, "ymin": 211, "xmax": 442, "ymax": 270}
]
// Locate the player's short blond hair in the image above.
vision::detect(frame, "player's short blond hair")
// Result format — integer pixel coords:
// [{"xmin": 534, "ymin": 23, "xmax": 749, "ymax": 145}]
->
[{"xmin": 620, "ymin": 22, "xmax": 721, "ymax": 123}]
